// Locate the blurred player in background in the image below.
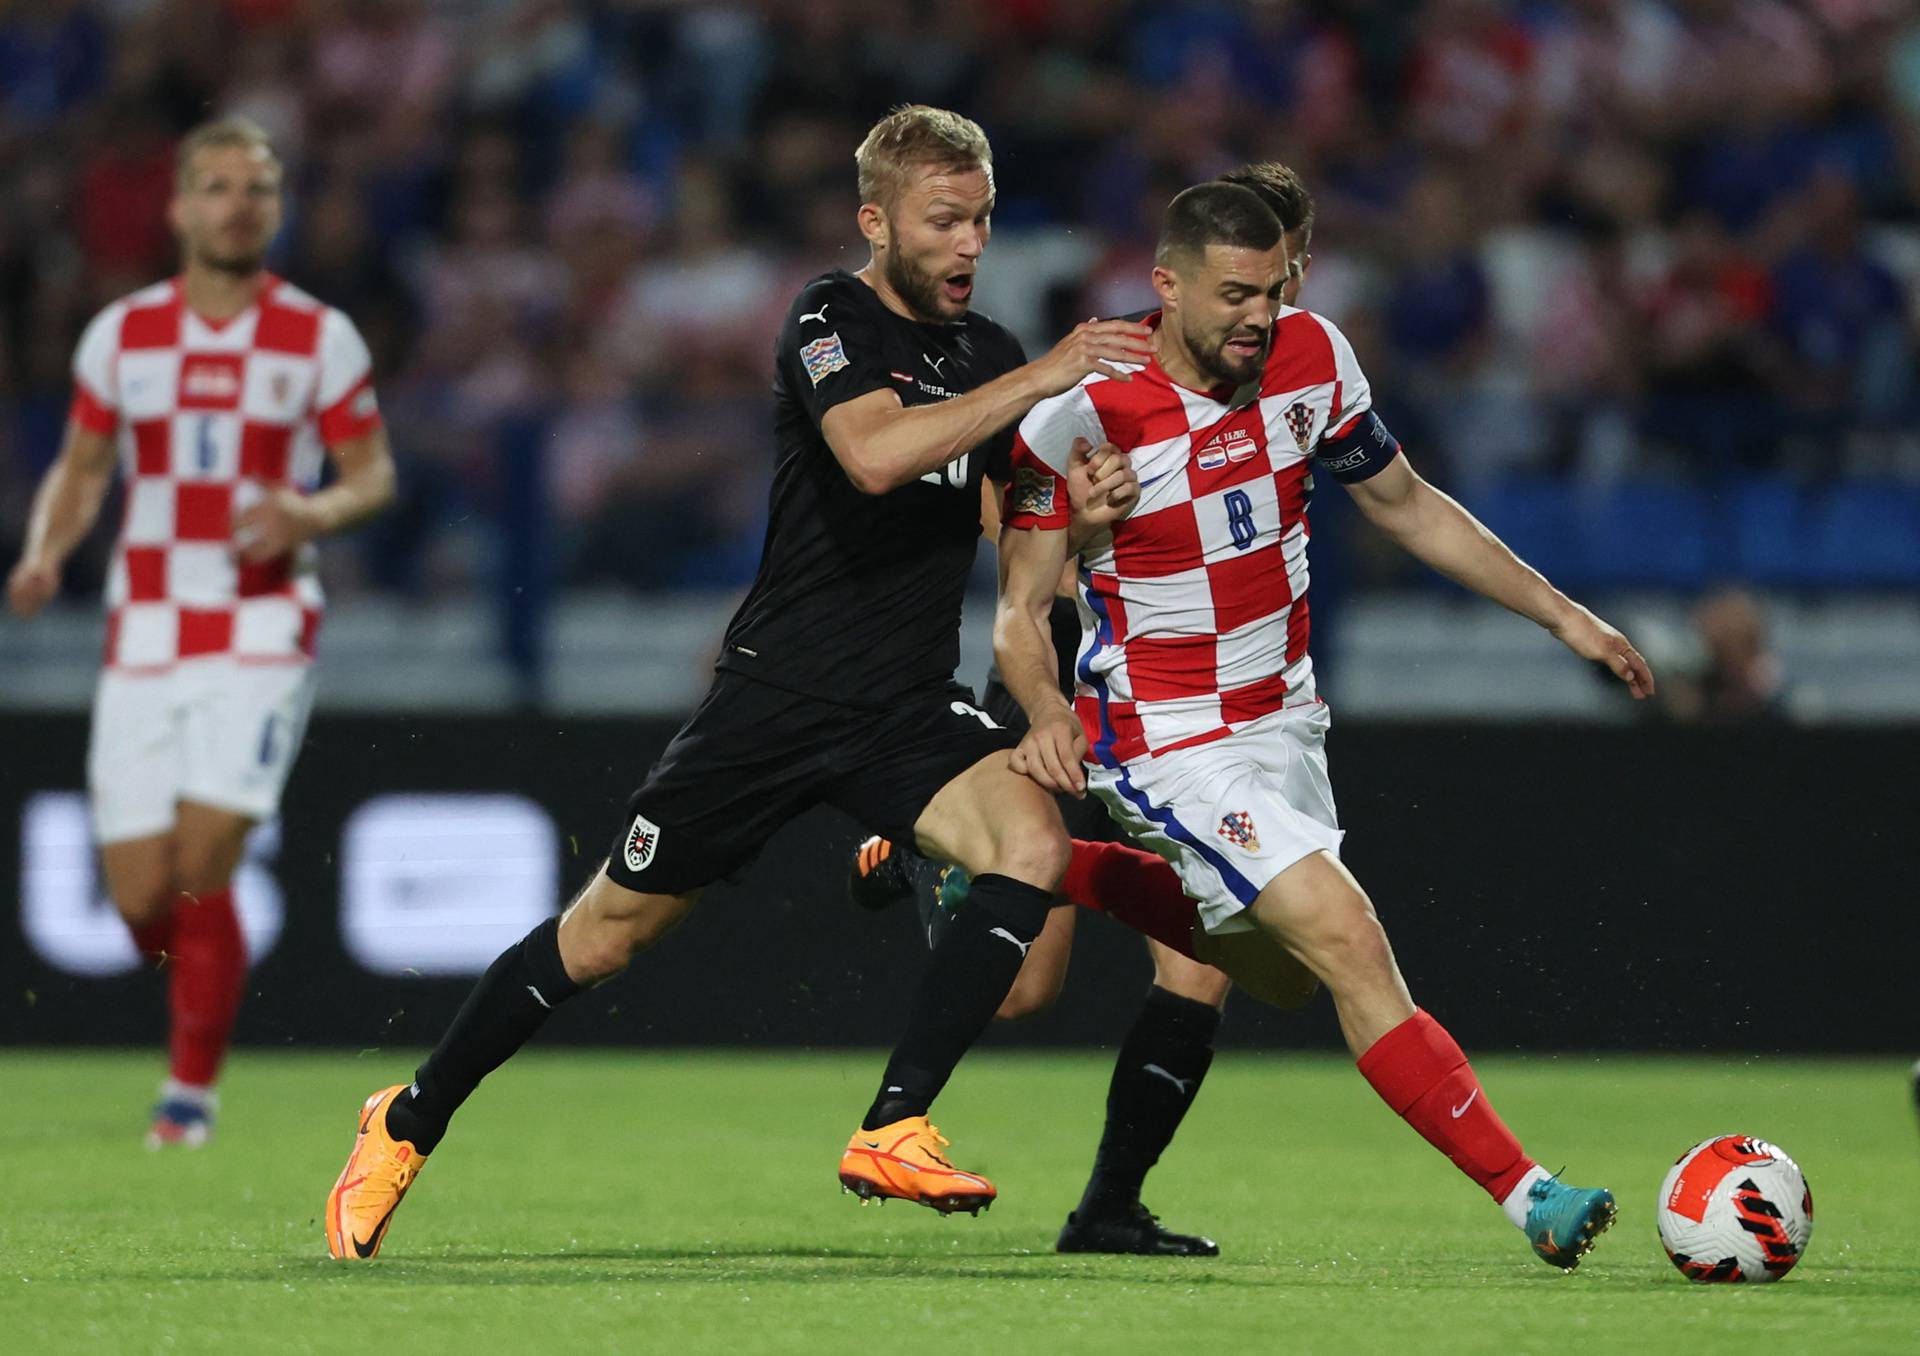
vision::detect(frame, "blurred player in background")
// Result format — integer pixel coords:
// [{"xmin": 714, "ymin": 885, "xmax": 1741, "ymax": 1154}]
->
[
  {"xmin": 848, "ymin": 163, "xmax": 1321, "ymax": 1257},
  {"xmin": 4, "ymin": 117, "xmax": 396, "ymax": 1147},
  {"xmin": 997, "ymin": 181, "xmax": 1655, "ymax": 1270},
  {"xmin": 323, "ymin": 105, "xmax": 1153, "ymax": 1260}
]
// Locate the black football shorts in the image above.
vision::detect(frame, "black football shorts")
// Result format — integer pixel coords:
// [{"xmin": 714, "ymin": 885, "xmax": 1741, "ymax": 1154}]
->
[{"xmin": 606, "ymin": 671, "xmax": 1018, "ymax": 896}]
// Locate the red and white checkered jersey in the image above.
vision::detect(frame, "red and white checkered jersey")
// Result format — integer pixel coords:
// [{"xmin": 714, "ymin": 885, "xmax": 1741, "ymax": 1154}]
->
[
  {"xmin": 1003, "ymin": 307, "xmax": 1391, "ymax": 767},
  {"xmin": 68, "ymin": 275, "xmax": 383, "ymax": 673}
]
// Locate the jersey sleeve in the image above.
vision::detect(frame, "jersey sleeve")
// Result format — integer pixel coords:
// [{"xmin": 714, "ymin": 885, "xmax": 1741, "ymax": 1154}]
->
[
  {"xmin": 1001, "ymin": 383, "xmax": 1103, "ymax": 533},
  {"xmin": 69, "ymin": 304, "xmax": 122, "ymax": 434},
  {"xmin": 778, "ymin": 281, "xmax": 895, "ymax": 429},
  {"xmin": 1311, "ymin": 316, "xmax": 1400, "ymax": 484},
  {"xmin": 314, "ymin": 308, "xmax": 383, "ymax": 445}
]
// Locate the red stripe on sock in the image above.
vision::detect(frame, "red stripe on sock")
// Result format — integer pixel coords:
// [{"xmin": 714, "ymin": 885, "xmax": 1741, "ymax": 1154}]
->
[
  {"xmin": 1356, "ymin": 1009, "xmax": 1535, "ymax": 1203},
  {"xmin": 166, "ymin": 888, "xmax": 248, "ymax": 1088},
  {"xmin": 1060, "ymin": 838, "xmax": 1200, "ymax": 960}
]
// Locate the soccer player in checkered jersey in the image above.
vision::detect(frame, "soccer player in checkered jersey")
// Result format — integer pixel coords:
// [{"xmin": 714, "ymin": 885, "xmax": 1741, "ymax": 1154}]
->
[
  {"xmin": 4, "ymin": 117, "xmax": 396, "ymax": 1147},
  {"xmin": 995, "ymin": 182, "xmax": 1656, "ymax": 1270},
  {"xmin": 845, "ymin": 163, "xmax": 1328, "ymax": 1257}
]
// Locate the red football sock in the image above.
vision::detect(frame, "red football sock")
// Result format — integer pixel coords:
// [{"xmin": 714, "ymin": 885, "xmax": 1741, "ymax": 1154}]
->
[
  {"xmin": 165, "ymin": 888, "xmax": 248, "ymax": 1089},
  {"xmin": 129, "ymin": 911, "xmax": 177, "ymax": 964},
  {"xmin": 1060, "ymin": 838, "xmax": 1200, "ymax": 960},
  {"xmin": 1356, "ymin": 1009, "xmax": 1535, "ymax": 1203}
]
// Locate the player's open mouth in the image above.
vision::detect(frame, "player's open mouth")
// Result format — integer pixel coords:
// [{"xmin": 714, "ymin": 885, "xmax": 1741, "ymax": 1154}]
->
[
  {"xmin": 1224, "ymin": 334, "xmax": 1264, "ymax": 357},
  {"xmin": 943, "ymin": 274, "xmax": 973, "ymax": 302}
]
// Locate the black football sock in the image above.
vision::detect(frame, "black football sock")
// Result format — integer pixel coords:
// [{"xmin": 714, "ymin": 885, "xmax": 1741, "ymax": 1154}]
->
[
  {"xmin": 1076, "ymin": 984, "xmax": 1220, "ymax": 1217},
  {"xmin": 863, "ymin": 872, "xmax": 1055, "ymax": 1130},
  {"xmin": 384, "ymin": 915, "xmax": 582, "ymax": 1154}
]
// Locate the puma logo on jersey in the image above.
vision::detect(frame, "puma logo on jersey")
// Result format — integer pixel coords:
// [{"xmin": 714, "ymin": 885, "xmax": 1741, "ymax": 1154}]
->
[
  {"xmin": 800, "ymin": 303, "xmax": 830, "ymax": 325},
  {"xmin": 923, "ymin": 352, "xmax": 948, "ymax": 376},
  {"xmin": 988, "ymin": 927, "xmax": 1032, "ymax": 957}
]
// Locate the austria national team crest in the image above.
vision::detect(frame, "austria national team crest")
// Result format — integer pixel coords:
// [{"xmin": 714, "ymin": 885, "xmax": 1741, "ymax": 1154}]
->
[
  {"xmin": 1218, "ymin": 810, "xmax": 1260, "ymax": 852},
  {"xmin": 1285, "ymin": 402, "xmax": 1315, "ymax": 453},
  {"xmin": 624, "ymin": 812, "xmax": 661, "ymax": 873}
]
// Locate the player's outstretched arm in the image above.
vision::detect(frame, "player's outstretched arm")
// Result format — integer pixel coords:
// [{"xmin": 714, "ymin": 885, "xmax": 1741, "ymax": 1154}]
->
[
  {"xmin": 1344, "ymin": 453, "xmax": 1655, "ymax": 699},
  {"xmin": 822, "ymin": 319, "xmax": 1151, "ymax": 495},
  {"xmin": 231, "ymin": 427, "xmax": 397, "ymax": 563},
  {"xmin": 6, "ymin": 419, "xmax": 117, "ymax": 618},
  {"xmin": 994, "ymin": 516, "xmax": 1087, "ymax": 794}
]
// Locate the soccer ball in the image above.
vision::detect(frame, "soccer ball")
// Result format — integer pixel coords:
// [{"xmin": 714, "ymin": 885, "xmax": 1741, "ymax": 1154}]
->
[{"xmin": 1656, "ymin": 1135, "xmax": 1812, "ymax": 1283}]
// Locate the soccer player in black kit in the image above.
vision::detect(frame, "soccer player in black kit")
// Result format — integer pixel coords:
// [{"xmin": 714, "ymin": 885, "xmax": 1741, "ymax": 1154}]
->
[{"xmin": 324, "ymin": 105, "xmax": 1153, "ymax": 1259}]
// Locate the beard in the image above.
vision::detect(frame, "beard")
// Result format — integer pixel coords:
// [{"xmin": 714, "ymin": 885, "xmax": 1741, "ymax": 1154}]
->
[
  {"xmin": 189, "ymin": 228, "xmax": 270, "ymax": 277},
  {"xmin": 1185, "ymin": 320, "xmax": 1271, "ymax": 387},
  {"xmin": 884, "ymin": 243, "xmax": 960, "ymax": 323}
]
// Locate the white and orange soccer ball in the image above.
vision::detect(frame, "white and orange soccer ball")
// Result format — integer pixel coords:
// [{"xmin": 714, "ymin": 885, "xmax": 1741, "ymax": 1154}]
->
[{"xmin": 1656, "ymin": 1135, "xmax": 1813, "ymax": 1283}]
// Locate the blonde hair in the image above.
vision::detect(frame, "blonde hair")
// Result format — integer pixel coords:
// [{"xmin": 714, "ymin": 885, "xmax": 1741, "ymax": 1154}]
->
[
  {"xmin": 175, "ymin": 115, "xmax": 279, "ymax": 191},
  {"xmin": 855, "ymin": 105, "xmax": 992, "ymax": 209}
]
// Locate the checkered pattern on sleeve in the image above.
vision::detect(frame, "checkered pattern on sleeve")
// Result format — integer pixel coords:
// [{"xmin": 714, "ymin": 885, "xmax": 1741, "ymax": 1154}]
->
[
  {"xmin": 1006, "ymin": 309, "xmax": 1372, "ymax": 767},
  {"xmin": 73, "ymin": 276, "xmax": 383, "ymax": 673}
]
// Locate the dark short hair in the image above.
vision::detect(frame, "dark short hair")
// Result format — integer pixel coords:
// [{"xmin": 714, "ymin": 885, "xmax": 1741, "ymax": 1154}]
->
[
  {"xmin": 1217, "ymin": 161, "xmax": 1314, "ymax": 238},
  {"xmin": 1155, "ymin": 182, "xmax": 1282, "ymax": 270}
]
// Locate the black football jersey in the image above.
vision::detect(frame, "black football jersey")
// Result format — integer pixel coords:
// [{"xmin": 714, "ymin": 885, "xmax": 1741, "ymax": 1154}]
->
[{"xmin": 716, "ymin": 269, "xmax": 1028, "ymax": 706}]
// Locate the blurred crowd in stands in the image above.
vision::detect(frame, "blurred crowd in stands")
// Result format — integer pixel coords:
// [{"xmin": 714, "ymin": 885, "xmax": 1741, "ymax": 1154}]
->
[{"xmin": 4, "ymin": 0, "xmax": 1920, "ymax": 608}]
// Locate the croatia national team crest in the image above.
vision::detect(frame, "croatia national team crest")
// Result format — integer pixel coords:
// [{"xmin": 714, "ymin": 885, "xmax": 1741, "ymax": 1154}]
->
[
  {"xmin": 1218, "ymin": 811, "xmax": 1260, "ymax": 852},
  {"xmin": 1285, "ymin": 402, "xmax": 1315, "ymax": 453},
  {"xmin": 623, "ymin": 812, "xmax": 661, "ymax": 873},
  {"xmin": 800, "ymin": 332, "xmax": 850, "ymax": 386}
]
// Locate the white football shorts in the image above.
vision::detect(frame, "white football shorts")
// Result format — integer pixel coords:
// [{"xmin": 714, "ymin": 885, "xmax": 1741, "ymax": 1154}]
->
[
  {"xmin": 1087, "ymin": 702, "xmax": 1343, "ymax": 936},
  {"xmin": 88, "ymin": 659, "xmax": 317, "ymax": 843}
]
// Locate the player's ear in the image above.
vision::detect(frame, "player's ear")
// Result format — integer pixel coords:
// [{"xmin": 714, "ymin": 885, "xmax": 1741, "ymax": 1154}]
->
[
  {"xmin": 857, "ymin": 202, "xmax": 890, "ymax": 253},
  {"xmin": 1150, "ymin": 265, "xmax": 1179, "ymax": 310}
]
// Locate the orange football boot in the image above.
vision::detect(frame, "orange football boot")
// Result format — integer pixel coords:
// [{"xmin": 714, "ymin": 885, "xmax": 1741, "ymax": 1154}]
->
[
  {"xmin": 326, "ymin": 1085, "xmax": 428, "ymax": 1259},
  {"xmin": 839, "ymin": 1116, "xmax": 997, "ymax": 1214}
]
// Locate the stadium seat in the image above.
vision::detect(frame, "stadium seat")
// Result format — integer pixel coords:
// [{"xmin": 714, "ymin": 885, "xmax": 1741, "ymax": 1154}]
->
[
  {"xmin": 1804, "ymin": 483, "xmax": 1920, "ymax": 587},
  {"xmin": 1729, "ymin": 477, "xmax": 1807, "ymax": 586},
  {"xmin": 1573, "ymin": 483, "xmax": 1712, "ymax": 590},
  {"xmin": 1466, "ymin": 480, "xmax": 1584, "ymax": 588}
]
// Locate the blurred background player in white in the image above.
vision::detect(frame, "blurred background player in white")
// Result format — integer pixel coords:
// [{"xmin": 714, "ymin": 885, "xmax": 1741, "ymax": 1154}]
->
[
  {"xmin": 4, "ymin": 117, "xmax": 396, "ymax": 1148},
  {"xmin": 997, "ymin": 182, "xmax": 1655, "ymax": 1270}
]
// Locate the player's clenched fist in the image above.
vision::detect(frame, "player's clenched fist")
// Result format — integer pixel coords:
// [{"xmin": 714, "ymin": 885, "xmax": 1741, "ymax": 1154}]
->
[
  {"xmin": 231, "ymin": 488, "xmax": 321, "ymax": 563},
  {"xmin": 1010, "ymin": 704, "xmax": 1088, "ymax": 796},
  {"xmin": 1031, "ymin": 318, "xmax": 1153, "ymax": 396},
  {"xmin": 6, "ymin": 557, "xmax": 60, "ymax": 617},
  {"xmin": 1068, "ymin": 436, "xmax": 1138, "ymax": 535}
]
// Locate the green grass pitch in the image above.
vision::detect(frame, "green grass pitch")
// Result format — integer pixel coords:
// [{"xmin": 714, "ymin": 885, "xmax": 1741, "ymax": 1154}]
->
[{"xmin": 3, "ymin": 1050, "xmax": 1916, "ymax": 1354}]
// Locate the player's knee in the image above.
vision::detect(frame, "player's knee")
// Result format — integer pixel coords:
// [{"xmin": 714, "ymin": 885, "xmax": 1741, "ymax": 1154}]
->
[
  {"xmin": 171, "ymin": 851, "xmax": 232, "ymax": 900},
  {"xmin": 114, "ymin": 883, "xmax": 176, "ymax": 930},
  {"xmin": 1314, "ymin": 905, "xmax": 1394, "ymax": 988},
  {"xmin": 1150, "ymin": 944, "xmax": 1232, "ymax": 1009},
  {"xmin": 989, "ymin": 821, "xmax": 1071, "ymax": 892},
  {"xmin": 1156, "ymin": 964, "xmax": 1233, "ymax": 1010},
  {"xmin": 563, "ymin": 877, "xmax": 690, "ymax": 980}
]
